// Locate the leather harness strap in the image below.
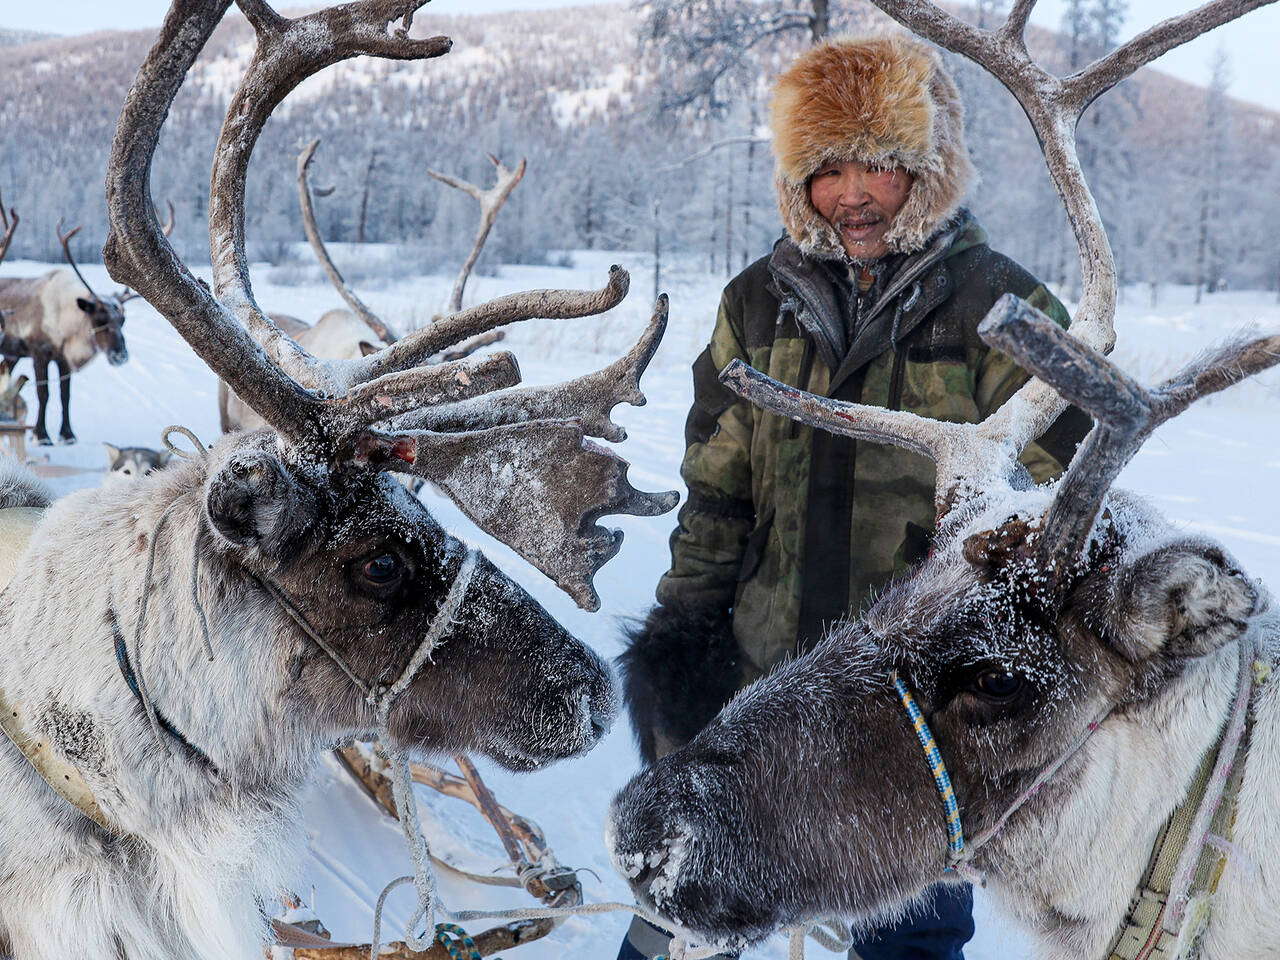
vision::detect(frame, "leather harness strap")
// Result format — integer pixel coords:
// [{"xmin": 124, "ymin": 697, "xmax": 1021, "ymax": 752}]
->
[
  {"xmin": 1105, "ymin": 709, "xmax": 1254, "ymax": 960},
  {"xmin": 0, "ymin": 685, "xmax": 119, "ymax": 834}
]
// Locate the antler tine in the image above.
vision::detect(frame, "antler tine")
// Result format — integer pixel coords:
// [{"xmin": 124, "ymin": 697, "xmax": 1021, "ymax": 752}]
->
[
  {"xmin": 338, "ymin": 351, "xmax": 521, "ymax": 431},
  {"xmin": 982, "ymin": 303, "xmax": 1280, "ymax": 587},
  {"xmin": 718, "ymin": 360, "xmax": 1011, "ymax": 515},
  {"xmin": 55, "ymin": 218, "xmax": 103, "ymax": 302},
  {"xmin": 720, "ymin": 360, "xmax": 957, "ymax": 464},
  {"xmin": 206, "ymin": 0, "xmax": 451, "ymax": 400},
  {"xmin": 344, "ymin": 266, "xmax": 631, "ymax": 389},
  {"xmin": 360, "ymin": 420, "xmax": 679, "ymax": 611},
  {"xmin": 1062, "ymin": 0, "xmax": 1279, "ymax": 115},
  {"xmin": 394, "ymin": 294, "xmax": 668, "ymax": 442},
  {"xmin": 0, "ymin": 189, "xmax": 18, "ymax": 267},
  {"xmin": 427, "ymin": 153, "xmax": 528, "ymax": 313},
  {"xmin": 158, "ymin": 200, "xmax": 176, "ymax": 239},
  {"xmin": 297, "ymin": 138, "xmax": 396, "ymax": 345}
]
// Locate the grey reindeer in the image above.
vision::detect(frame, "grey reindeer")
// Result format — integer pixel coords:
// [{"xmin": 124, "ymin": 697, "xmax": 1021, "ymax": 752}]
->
[
  {"xmin": 0, "ymin": 1, "xmax": 676, "ymax": 958},
  {"xmin": 609, "ymin": 2, "xmax": 1280, "ymax": 960},
  {"xmin": 0, "ymin": 218, "xmax": 138, "ymax": 445}
]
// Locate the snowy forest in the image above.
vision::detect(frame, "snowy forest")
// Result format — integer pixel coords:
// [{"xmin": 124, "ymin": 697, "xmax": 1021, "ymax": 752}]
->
[{"xmin": 2, "ymin": 0, "xmax": 1279, "ymax": 301}]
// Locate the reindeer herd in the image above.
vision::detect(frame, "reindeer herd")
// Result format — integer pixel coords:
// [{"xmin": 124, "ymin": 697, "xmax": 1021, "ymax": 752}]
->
[{"xmin": 0, "ymin": 0, "xmax": 1275, "ymax": 959}]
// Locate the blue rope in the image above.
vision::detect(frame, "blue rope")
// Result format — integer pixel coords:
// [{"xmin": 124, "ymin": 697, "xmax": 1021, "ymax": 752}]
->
[
  {"xmin": 434, "ymin": 922, "xmax": 488, "ymax": 960},
  {"xmin": 891, "ymin": 670, "xmax": 964, "ymax": 860}
]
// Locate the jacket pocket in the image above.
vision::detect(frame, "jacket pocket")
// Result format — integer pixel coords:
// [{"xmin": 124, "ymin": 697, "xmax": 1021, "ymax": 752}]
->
[{"xmin": 737, "ymin": 506, "xmax": 776, "ymax": 583}]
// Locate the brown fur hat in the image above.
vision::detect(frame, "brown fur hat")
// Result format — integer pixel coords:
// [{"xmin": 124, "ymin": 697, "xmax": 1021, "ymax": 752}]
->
[{"xmin": 770, "ymin": 34, "xmax": 975, "ymax": 259}]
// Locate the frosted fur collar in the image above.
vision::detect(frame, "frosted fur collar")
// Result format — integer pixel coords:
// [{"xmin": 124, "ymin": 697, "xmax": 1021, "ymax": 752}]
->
[{"xmin": 770, "ymin": 34, "xmax": 976, "ymax": 260}]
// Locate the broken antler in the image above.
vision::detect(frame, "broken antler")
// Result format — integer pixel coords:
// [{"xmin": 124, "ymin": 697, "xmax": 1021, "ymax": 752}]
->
[
  {"xmin": 981, "ymin": 304, "xmax": 1280, "ymax": 587},
  {"xmin": 297, "ymin": 138, "xmax": 397, "ymax": 345},
  {"xmin": 428, "ymin": 152, "xmax": 528, "ymax": 313}
]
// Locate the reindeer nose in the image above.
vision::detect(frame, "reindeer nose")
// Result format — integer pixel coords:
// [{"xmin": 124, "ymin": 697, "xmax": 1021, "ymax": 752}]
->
[{"xmin": 109, "ymin": 348, "xmax": 129, "ymax": 366}]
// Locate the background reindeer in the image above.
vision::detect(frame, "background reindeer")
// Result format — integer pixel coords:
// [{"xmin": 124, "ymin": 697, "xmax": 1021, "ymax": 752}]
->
[
  {"xmin": 0, "ymin": 217, "xmax": 140, "ymax": 445},
  {"xmin": 0, "ymin": 1, "xmax": 677, "ymax": 958},
  {"xmin": 609, "ymin": 2, "xmax": 1280, "ymax": 959}
]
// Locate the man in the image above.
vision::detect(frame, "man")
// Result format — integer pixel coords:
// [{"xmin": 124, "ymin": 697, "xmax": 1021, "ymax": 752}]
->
[{"xmin": 617, "ymin": 34, "xmax": 1089, "ymax": 960}]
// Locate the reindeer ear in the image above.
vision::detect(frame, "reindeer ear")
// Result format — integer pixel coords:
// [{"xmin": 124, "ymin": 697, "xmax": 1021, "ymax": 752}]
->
[
  {"xmin": 76, "ymin": 298, "xmax": 96, "ymax": 314},
  {"xmin": 205, "ymin": 448, "xmax": 319, "ymax": 562},
  {"xmin": 1103, "ymin": 539, "xmax": 1260, "ymax": 662},
  {"xmin": 358, "ymin": 341, "xmax": 378, "ymax": 357}
]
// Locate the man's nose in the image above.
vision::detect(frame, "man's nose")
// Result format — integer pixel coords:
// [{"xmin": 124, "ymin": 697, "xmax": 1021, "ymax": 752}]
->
[{"xmin": 836, "ymin": 171, "xmax": 872, "ymax": 206}]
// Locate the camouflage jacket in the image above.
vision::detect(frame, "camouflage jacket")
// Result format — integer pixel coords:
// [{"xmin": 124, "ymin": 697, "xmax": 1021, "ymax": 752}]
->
[{"xmin": 655, "ymin": 213, "xmax": 1088, "ymax": 685}]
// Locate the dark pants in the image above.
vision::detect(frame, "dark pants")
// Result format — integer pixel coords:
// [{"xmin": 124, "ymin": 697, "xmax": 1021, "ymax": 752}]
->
[
  {"xmin": 616, "ymin": 884, "xmax": 973, "ymax": 960},
  {"xmin": 848, "ymin": 884, "xmax": 974, "ymax": 960}
]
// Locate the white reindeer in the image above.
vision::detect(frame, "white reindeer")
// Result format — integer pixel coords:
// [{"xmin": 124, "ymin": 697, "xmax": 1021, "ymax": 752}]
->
[{"xmin": 0, "ymin": 2, "xmax": 677, "ymax": 957}]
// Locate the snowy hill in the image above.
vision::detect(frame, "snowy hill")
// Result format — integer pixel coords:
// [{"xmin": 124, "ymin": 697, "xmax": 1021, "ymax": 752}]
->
[
  {"xmin": 3, "ymin": 2, "xmax": 1280, "ymax": 290},
  {"xmin": 2, "ymin": 248, "xmax": 1276, "ymax": 958}
]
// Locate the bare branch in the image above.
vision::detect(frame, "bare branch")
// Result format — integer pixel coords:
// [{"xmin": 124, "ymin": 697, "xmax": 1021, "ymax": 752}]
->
[
  {"xmin": 428, "ymin": 154, "xmax": 528, "ymax": 313},
  {"xmin": 1063, "ymin": 0, "xmax": 1279, "ymax": 114},
  {"xmin": 398, "ymin": 295, "xmax": 667, "ymax": 442},
  {"xmin": 657, "ymin": 135, "xmax": 770, "ymax": 174},
  {"xmin": 297, "ymin": 138, "xmax": 396, "ymax": 345}
]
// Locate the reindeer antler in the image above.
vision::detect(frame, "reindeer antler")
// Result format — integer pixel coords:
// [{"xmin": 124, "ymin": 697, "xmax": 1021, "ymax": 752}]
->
[
  {"xmin": 104, "ymin": 0, "xmax": 676, "ymax": 610},
  {"xmin": 296, "ymin": 138, "xmax": 397, "ymax": 346},
  {"xmin": 0, "ymin": 189, "xmax": 18, "ymax": 268},
  {"xmin": 428, "ymin": 152, "xmax": 528, "ymax": 313},
  {"xmin": 722, "ymin": 0, "xmax": 1278, "ymax": 527},
  {"xmin": 55, "ymin": 218, "xmax": 107, "ymax": 303}
]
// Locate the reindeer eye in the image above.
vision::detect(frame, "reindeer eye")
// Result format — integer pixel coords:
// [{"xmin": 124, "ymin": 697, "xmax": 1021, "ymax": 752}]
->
[
  {"xmin": 361, "ymin": 552, "xmax": 402, "ymax": 585},
  {"xmin": 973, "ymin": 670, "xmax": 1023, "ymax": 701}
]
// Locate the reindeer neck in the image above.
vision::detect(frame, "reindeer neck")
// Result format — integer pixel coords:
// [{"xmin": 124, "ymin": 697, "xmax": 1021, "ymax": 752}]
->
[{"xmin": 985, "ymin": 639, "xmax": 1255, "ymax": 960}]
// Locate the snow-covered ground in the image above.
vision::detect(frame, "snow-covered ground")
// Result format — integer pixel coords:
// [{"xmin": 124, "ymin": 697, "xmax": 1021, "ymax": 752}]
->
[{"xmin": 1, "ymin": 250, "xmax": 1277, "ymax": 959}]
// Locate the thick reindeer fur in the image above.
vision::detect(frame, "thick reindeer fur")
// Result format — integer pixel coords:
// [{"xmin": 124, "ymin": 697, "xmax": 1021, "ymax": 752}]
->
[
  {"xmin": 0, "ymin": 458, "xmax": 50, "ymax": 510},
  {"xmin": 617, "ymin": 603, "xmax": 741, "ymax": 764},
  {"xmin": 0, "ymin": 436, "xmax": 616, "ymax": 959},
  {"xmin": 769, "ymin": 34, "xmax": 975, "ymax": 258},
  {"xmin": 610, "ymin": 486, "xmax": 1278, "ymax": 959}
]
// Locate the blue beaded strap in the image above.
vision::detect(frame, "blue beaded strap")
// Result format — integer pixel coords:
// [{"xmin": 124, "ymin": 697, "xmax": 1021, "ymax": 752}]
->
[
  {"xmin": 891, "ymin": 670, "xmax": 964, "ymax": 860},
  {"xmin": 434, "ymin": 922, "xmax": 487, "ymax": 960}
]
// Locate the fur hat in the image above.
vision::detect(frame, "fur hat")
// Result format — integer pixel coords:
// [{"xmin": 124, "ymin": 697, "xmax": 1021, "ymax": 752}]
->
[{"xmin": 769, "ymin": 34, "xmax": 975, "ymax": 258}]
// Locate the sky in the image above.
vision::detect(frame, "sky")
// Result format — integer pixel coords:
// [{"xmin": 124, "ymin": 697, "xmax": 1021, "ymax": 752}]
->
[{"xmin": 5, "ymin": 0, "xmax": 1279, "ymax": 111}]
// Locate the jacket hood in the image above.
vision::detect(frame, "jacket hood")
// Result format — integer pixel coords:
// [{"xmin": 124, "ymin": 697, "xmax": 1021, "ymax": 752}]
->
[{"xmin": 769, "ymin": 33, "xmax": 976, "ymax": 260}]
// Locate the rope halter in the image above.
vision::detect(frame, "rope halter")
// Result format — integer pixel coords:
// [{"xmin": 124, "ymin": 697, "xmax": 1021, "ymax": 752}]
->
[{"xmin": 891, "ymin": 668, "xmax": 1110, "ymax": 883}]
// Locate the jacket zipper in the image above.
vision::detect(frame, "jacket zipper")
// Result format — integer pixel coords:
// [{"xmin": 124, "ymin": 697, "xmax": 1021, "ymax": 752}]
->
[{"xmin": 789, "ymin": 338, "xmax": 815, "ymax": 438}]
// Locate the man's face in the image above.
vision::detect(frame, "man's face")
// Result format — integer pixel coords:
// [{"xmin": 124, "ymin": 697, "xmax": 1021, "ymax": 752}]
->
[{"xmin": 808, "ymin": 160, "xmax": 915, "ymax": 261}]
